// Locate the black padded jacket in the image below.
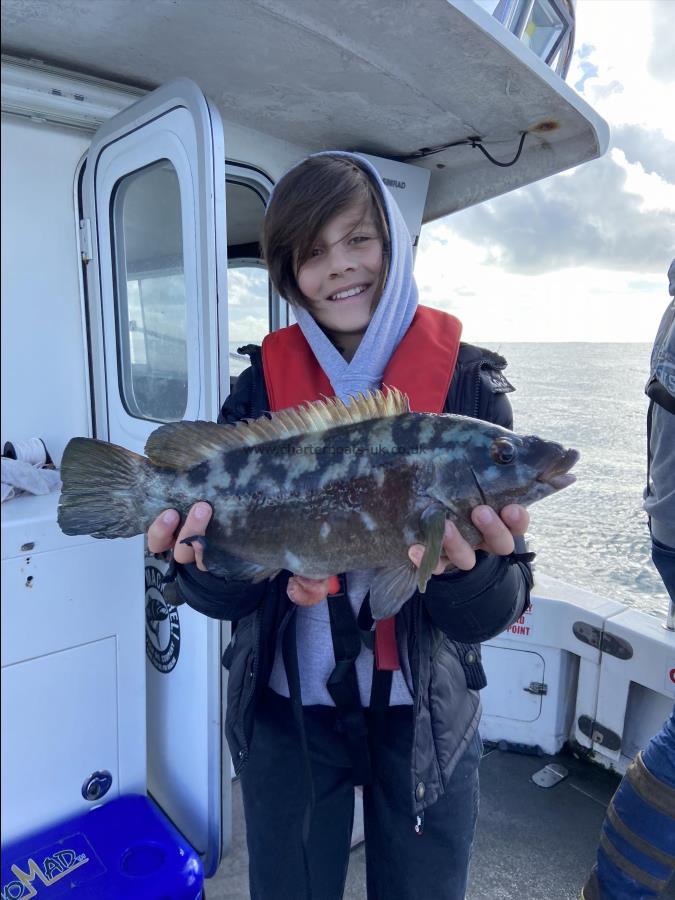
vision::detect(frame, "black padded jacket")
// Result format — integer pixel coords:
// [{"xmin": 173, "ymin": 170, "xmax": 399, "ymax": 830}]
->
[{"xmin": 174, "ymin": 341, "xmax": 533, "ymax": 816}]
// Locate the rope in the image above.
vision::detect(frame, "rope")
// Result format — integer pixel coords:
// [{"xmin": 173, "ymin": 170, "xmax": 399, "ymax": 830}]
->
[{"xmin": 3, "ymin": 438, "xmax": 50, "ymax": 467}]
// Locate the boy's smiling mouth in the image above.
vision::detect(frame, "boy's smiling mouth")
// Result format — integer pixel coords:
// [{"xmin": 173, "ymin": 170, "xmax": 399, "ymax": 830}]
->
[{"xmin": 328, "ymin": 284, "xmax": 370, "ymax": 301}]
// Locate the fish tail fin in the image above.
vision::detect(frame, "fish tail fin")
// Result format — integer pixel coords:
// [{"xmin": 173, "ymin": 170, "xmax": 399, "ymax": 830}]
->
[{"xmin": 58, "ymin": 438, "xmax": 151, "ymax": 538}]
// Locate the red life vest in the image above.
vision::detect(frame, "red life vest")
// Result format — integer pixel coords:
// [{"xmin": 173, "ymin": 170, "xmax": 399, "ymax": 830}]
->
[{"xmin": 260, "ymin": 305, "xmax": 462, "ymax": 670}]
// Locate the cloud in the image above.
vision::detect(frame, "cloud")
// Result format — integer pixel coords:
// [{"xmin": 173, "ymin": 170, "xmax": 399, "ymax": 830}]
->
[
  {"xmin": 612, "ymin": 125, "xmax": 675, "ymax": 184},
  {"xmin": 576, "ymin": 43, "xmax": 595, "ymax": 61},
  {"xmin": 589, "ymin": 79, "xmax": 624, "ymax": 101},
  {"xmin": 648, "ymin": 0, "xmax": 675, "ymax": 82},
  {"xmin": 568, "ymin": 39, "xmax": 622, "ymax": 101},
  {"xmin": 226, "ymin": 267, "xmax": 270, "ymax": 344},
  {"xmin": 438, "ymin": 154, "xmax": 675, "ymax": 275},
  {"xmin": 228, "ymin": 313, "xmax": 269, "ymax": 344},
  {"xmin": 574, "ymin": 59, "xmax": 599, "ymax": 93}
]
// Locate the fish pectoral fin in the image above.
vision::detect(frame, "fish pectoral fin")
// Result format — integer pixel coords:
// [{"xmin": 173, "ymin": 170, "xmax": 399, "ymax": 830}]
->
[
  {"xmin": 417, "ymin": 505, "xmax": 447, "ymax": 592},
  {"xmin": 369, "ymin": 563, "xmax": 420, "ymax": 620},
  {"xmin": 179, "ymin": 535, "xmax": 278, "ymax": 582}
]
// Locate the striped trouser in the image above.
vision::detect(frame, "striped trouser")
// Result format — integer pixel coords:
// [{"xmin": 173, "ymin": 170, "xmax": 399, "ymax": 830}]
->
[{"xmin": 582, "ymin": 709, "xmax": 675, "ymax": 899}]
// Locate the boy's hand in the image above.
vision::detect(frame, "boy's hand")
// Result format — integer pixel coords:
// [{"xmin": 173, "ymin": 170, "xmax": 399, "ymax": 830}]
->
[
  {"xmin": 408, "ymin": 504, "xmax": 529, "ymax": 574},
  {"xmin": 287, "ymin": 574, "xmax": 341, "ymax": 607},
  {"xmin": 147, "ymin": 502, "xmax": 213, "ymax": 572}
]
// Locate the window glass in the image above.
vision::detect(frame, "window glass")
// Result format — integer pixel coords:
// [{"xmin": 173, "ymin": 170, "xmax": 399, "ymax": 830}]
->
[
  {"xmin": 522, "ymin": 0, "xmax": 565, "ymax": 63},
  {"xmin": 225, "ymin": 179, "xmax": 270, "ymax": 388},
  {"xmin": 227, "ymin": 265, "xmax": 269, "ymax": 379},
  {"xmin": 112, "ymin": 160, "xmax": 188, "ymax": 422},
  {"xmin": 486, "ymin": 0, "xmax": 570, "ymax": 70}
]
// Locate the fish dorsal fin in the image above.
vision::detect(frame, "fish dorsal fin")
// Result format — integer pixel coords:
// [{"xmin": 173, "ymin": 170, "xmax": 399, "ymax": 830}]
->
[{"xmin": 144, "ymin": 387, "xmax": 410, "ymax": 469}]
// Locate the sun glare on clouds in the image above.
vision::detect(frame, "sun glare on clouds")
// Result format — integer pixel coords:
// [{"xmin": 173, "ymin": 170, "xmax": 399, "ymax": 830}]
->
[
  {"xmin": 417, "ymin": 0, "xmax": 675, "ymax": 343},
  {"xmin": 416, "ymin": 229, "xmax": 666, "ymax": 343}
]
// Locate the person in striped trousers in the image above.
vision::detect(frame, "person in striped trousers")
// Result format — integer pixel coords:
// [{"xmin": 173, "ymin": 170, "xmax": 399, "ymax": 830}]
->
[
  {"xmin": 582, "ymin": 260, "xmax": 675, "ymax": 899},
  {"xmin": 581, "ymin": 712, "xmax": 675, "ymax": 899}
]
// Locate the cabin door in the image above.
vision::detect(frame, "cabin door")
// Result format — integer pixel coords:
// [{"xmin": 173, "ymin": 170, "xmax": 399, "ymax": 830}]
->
[{"xmin": 81, "ymin": 78, "xmax": 228, "ymax": 876}]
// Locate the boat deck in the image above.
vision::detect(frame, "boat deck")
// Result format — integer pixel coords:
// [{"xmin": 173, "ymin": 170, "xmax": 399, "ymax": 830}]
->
[{"xmin": 208, "ymin": 744, "xmax": 675, "ymax": 899}]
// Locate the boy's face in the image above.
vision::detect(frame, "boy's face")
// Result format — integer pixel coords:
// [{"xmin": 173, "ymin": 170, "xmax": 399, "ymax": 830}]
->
[{"xmin": 295, "ymin": 204, "xmax": 385, "ymax": 339}]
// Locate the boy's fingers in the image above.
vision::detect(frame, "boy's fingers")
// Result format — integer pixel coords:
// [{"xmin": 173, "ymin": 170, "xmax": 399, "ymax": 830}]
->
[
  {"xmin": 180, "ymin": 535, "xmax": 210, "ymax": 573},
  {"xmin": 408, "ymin": 521, "xmax": 475, "ymax": 573},
  {"xmin": 472, "ymin": 506, "xmax": 514, "ymax": 556},
  {"xmin": 440, "ymin": 521, "xmax": 476, "ymax": 571},
  {"xmin": 405, "ymin": 505, "xmax": 530, "ymax": 577},
  {"xmin": 408, "ymin": 545, "xmax": 424, "ymax": 568},
  {"xmin": 500, "ymin": 504, "xmax": 530, "ymax": 536},
  {"xmin": 192, "ymin": 540, "xmax": 208, "ymax": 572},
  {"xmin": 147, "ymin": 509, "xmax": 180, "ymax": 554},
  {"xmin": 173, "ymin": 503, "xmax": 212, "ymax": 566},
  {"xmin": 288, "ymin": 575, "xmax": 331, "ymax": 606},
  {"xmin": 184, "ymin": 501, "xmax": 212, "ymax": 534},
  {"xmin": 172, "ymin": 537, "xmax": 195, "ymax": 565},
  {"xmin": 294, "ymin": 575, "xmax": 335, "ymax": 592}
]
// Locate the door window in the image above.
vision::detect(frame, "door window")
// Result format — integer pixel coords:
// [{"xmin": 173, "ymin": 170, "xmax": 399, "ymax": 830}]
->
[
  {"xmin": 224, "ymin": 178, "xmax": 270, "ymax": 388},
  {"xmin": 227, "ymin": 264, "xmax": 269, "ymax": 380},
  {"xmin": 112, "ymin": 160, "xmax": 188, "ymax": 422}
]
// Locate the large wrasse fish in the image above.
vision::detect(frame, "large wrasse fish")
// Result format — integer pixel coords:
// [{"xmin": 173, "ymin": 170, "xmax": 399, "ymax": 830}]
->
[{"xmin": 57, "ymin": 388, "xmax": 578, "ymax": 619}]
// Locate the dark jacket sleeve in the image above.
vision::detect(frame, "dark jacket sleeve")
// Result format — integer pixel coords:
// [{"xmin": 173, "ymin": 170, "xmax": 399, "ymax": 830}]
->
[
  {"xmin": 173, "ymin": 357, "xmax": 271, "ymax": 621},
  {"xmin": 423, "ymin": 348, "xmax": 533, "ymax": 640},
  {"xmin": 423, "ymin": 541, "xmax": 533, "ymax": 642},
  {"xmin": 174, "ymin": 563, "xmax": 266, "ymax": 620}
]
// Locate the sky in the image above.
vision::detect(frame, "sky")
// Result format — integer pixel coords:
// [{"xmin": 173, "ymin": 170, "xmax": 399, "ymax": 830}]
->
[{"xmin": 415, "ymin": 0, "xmax": 675, "ymax": 343}]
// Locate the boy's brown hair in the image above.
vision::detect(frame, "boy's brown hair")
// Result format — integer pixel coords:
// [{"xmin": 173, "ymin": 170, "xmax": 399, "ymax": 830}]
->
[{"xmin": 262, "ymin": 155, "xmax": 390, "ymax": 309}]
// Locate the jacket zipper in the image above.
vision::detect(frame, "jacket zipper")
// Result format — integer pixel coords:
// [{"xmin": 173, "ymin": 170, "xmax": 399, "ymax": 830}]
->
[
  {"xmin": 399, "ymin": 615, "xmax": 415, "ymax": 699},
  {"xmin": 472, "ymin": 359, "xmax": 490, "ymax": 417},
  {"xmin": 236, "ymin": 608, "xmax": 263, "ymax": 769}
]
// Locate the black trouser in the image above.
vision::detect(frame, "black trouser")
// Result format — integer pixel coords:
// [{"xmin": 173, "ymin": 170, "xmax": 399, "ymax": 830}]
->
[{"xmin": 240, "ymin": 688, "xmax": 481, "ymax": 900}]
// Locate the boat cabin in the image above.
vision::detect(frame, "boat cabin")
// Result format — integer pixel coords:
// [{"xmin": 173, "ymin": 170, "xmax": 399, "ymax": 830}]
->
[{"xmin": 1, "ymin": 2, "xmax": 672, "ymax": 896}]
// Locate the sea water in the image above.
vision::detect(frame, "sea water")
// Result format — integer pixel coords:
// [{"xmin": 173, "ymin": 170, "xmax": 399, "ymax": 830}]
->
[{"xmin": 498, "ymin": 342, "xmax": 668, "ymax": 618}]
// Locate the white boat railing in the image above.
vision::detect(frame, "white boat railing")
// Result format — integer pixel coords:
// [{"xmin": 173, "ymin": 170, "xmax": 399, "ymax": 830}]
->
[{"xmin": 480, "ymin": 573, "xmax": 675, "ymax": 774}]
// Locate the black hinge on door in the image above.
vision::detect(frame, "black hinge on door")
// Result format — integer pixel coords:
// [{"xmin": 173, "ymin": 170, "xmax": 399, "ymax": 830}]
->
[
  {"xmin": 601, "ymin": 632, "xmax": 633, "ymax": 660},
  {"xmin": 573, "ymin": 622, "xmax": 633, "ymax": 659},
  {"xmin": 577, "ymin": 715, "xmax": 622, "ymax": 751},
  {"xmin": 523, "ymin": 682, "xmax": 548, "ymax": 695}
]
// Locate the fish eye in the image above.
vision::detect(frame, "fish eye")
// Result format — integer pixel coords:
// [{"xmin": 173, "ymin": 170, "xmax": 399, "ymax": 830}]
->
[{"xmin": 491, "ymin": 438, "xmax": 516, "ymax": 465}]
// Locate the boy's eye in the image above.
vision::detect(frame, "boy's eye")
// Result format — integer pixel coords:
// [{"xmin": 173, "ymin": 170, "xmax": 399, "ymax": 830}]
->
[{"xmin": 350, "ymin": 235, "xmax": 371, "ymax": 244}]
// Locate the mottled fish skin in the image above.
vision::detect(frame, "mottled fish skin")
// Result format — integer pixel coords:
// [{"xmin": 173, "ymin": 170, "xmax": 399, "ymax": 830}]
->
[
  {"xmin": 163, "ymin": 415, "xmax": 437, "ymax": 577},
  {"xmin": 58, "ymin": 391, "xmax": 579, "ymax": 609}
]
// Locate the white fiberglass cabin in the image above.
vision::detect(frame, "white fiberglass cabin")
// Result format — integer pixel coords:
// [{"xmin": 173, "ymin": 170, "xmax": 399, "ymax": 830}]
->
[{"xmin": 1, "ymin": 1, "xmax": 673, "ymax": 896}]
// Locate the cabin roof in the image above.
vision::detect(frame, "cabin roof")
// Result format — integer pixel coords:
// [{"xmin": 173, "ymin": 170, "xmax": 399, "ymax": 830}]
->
[{"xmin": 1, "ymin": 0, "xmax": 608, "ymax": 221}]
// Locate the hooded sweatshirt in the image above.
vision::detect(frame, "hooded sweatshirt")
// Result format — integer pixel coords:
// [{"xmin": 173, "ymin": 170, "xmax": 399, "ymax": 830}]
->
[{"xmin": 267, "ymin": 152, "xmax": 419, "ymax": 706}]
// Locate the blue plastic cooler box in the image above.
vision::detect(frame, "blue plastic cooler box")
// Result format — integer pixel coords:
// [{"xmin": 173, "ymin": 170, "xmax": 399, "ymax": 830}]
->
[{"xmin": 1, "ymin": 794, "xmax": 204, "ymax": 899}]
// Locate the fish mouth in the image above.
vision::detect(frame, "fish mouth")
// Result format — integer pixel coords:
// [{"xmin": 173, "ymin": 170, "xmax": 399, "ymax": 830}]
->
[{"xmin": 537, "ymin": 448, "xmax": 580, "ymax": 490}]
